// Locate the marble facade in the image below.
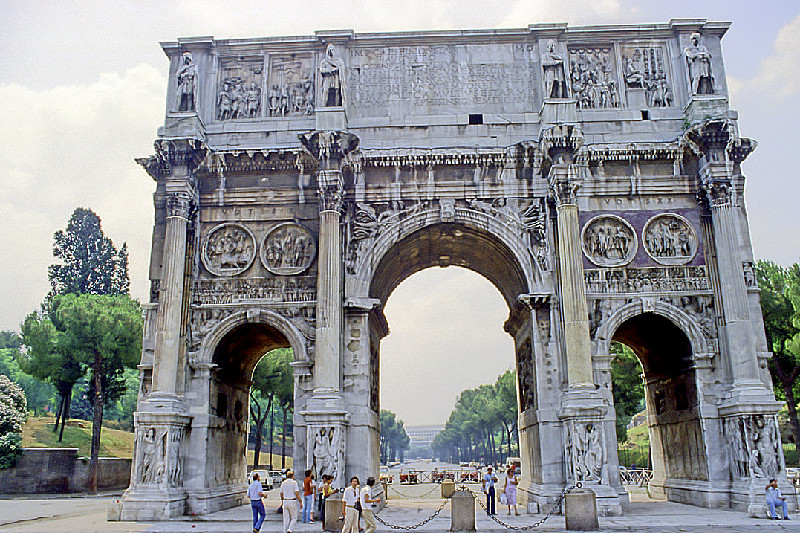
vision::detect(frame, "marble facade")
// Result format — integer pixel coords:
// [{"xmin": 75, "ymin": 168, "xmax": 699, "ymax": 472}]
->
[{"xmin": 119, "ymin": 20, "xmax": 788, "ymax": 520}]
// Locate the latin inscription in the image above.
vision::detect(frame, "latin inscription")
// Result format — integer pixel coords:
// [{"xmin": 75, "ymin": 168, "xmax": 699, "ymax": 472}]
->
[{"xmin": 348, "ymin": 45, "xmax": 536, "ymax": 116}]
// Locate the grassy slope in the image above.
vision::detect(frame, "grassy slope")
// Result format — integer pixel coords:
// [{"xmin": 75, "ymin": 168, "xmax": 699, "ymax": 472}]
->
[{"xmin": 21, "ymin": 416, "xmax": 135, "ymax": 458}]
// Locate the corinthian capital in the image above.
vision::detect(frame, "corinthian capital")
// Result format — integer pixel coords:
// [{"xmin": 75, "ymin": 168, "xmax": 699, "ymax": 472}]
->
[
  {"xmin": 166, "ymin": 193, "xmax": 194, "ymax": 219},
  {"xmin": 299, "ymin": 130, "xmax": 360, "ymax": 170},
  {"xmin": 700, "ymin": 177, "xmax": 734, "ymax": 208},
  {"xmin": 317, "ymin": 169, "xmax": 345, "ymax": 213}
]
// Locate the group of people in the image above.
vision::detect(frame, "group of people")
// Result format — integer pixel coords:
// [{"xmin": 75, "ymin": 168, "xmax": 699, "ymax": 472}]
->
[
  {"xmin": 481, "ymin": 465, "xmax": 520, "ymax": 516},
  {"xmin": 247, "ymin": 469, "xmax": 381, "ymax": 533}
]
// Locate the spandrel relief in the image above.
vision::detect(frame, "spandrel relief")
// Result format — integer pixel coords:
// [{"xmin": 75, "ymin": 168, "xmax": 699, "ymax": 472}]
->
[
  {"xmin": 260, "ymin": 222, "xmax": 317, "ymax": 275},
  {"xmin": 643, "ymin": 214, "xmax": 697, "ymax": 266},
  {"xmin": 267, "ymin": 54, "xmax": 315, "ymax": 117},
  {"xmin": 581, "ymin": 215, "xmax": 637, "ymax": 267},
  {"xmin": 217, "ymin": 59, "xmax": 263, "ymax": 120},
  {"xmin": 620, "ymin": 45, "xmax": 673, "ymax": 107},
  {"xmin": 201, "ymin": 223, "xmax": 256, "ymax": 276},
  {"xmin": 569, "ymin": 47, "xmax": 620, "ymax": 109}
]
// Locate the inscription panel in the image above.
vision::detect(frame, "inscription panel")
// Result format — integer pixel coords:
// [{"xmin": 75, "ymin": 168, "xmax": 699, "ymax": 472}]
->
[{"xmin": 347, "ymin": 44, "xmax": 536, "ymax": 117}]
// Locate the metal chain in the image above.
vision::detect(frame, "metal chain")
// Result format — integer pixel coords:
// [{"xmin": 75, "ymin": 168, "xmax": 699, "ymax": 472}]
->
[
  {"xmin": 461, "ymin": 482, "xmax": 580, "ymax": 531},
  {"xmin": 373, "ymin": 498, "xmax": 450, "ymax": 530},
  {"xmin": 388, "ymin": 483, "xmax": 442, "ymax": 499}
]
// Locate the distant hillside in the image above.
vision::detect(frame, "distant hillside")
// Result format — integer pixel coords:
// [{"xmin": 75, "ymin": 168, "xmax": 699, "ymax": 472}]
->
[{"xmin": 21, "ymin": 416, "xmax": 134, "ymax": 458}]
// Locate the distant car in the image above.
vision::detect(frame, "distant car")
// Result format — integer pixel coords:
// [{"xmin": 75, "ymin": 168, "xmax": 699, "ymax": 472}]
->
[
  {"xmin": 248, "ymin": 469, "xmax": 273, "ymax": 490},
  {"xmin": 269, "ymin": 470, "xmax": 284, "ymax": 487}
]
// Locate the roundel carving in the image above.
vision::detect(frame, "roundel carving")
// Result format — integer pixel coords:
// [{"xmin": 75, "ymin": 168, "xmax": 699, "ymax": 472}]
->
[
  {"xmin": 581, "ymin": 215, "xmax": 637, "ymax": 267},
  {"xmin": 643, "ymin": 213, "xmax": 698, "ymax": 265},
  {"xmin": 260, "ymin": 222, "xmax": 317, "ymax": 275},
  {"xmin": 202, "ymin": 223, "xmax": 257, "ymax": 276}
]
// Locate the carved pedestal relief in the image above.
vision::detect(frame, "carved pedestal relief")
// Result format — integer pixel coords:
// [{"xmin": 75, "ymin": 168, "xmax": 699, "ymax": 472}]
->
[
  {"xmin": 217, "ymin": 59, "xmax": 264, "ymax": 120},
  {"xmin": 516, "ymin": 340, "xmax": 535, "ymax": 411},
  {"xmin": 568, "ymin": 47, "xmax": 620, "ymax": 109},
  {"xmin": 620, "ymin": 44, "xmax": 673, "ymax": 107},
  {"xmin": 202, "ymin": 223, "xmax": 257, "ymax": 276},
  {"xmin": 643, "ymin": 213, "xmax": 697, "ymax": 265},
  {"xmin": 267, "ymin": 54, "xmax": 315, "ymax": 117},
  {"xmin": 564, "ymin": 420, "xmax": 606, "ymax": 484},
  {"xmin": 581, "ymin": 215, "xmax": 637, "ymax": 267},
  {"xmin": 311, "ymin": 426, "xmax": 345, "ymax": 485},
  {"xmin": 134, "ymin": 425, "xmax": 185, "ymax": 488},
  {"xmin": 724, "ymin": 415, "xmax": 781, "ymax": 480},
  {"xmin": 260, "ymin": 223, "xmax": 317, "ymax": 275}
]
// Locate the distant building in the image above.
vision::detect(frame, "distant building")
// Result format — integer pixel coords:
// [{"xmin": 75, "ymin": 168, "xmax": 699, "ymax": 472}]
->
[{"xmin": 405, "ymin": 425, "xmax": 444, "ymax": 458}]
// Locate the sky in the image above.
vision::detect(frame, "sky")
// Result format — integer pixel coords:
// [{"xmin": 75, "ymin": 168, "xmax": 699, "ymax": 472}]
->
[{"xmin": 1, "ymin": 1, "xmax": 799, "ymax": 426}]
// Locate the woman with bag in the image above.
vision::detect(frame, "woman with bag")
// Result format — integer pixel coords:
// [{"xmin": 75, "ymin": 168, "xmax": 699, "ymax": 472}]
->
[{"xmin": 504, "ymin": 466, "xmax": 519, "ymax": 515}]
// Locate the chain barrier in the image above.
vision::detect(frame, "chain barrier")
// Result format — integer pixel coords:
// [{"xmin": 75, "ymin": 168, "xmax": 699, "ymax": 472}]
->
[
  {"xmin": 388, "ymin": 483, "xmax": 442, "ymax": 499},
  {"xmin": 460, "ymin": 482, "xmax": 580, "ymax": 531},
  {"xmin": 373, "ymin": 497, "xmax": 450, "ymax": 530}
]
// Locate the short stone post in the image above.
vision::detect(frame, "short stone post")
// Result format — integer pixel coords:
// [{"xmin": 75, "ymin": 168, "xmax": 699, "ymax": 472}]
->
[
  {"xmin": 450, "ymin": 490, "xmax": 476, "ymax": 532},
  {"xmin": 565, "ymin": 488, "xmax": 599, "ymax": 531},
  {"xmin": 324, "ymin": 492, "xmax": 344, "ymax": 532},
  {"xmin": 441, "ymin": 480, "xmax": 456, "ymax": 498}
]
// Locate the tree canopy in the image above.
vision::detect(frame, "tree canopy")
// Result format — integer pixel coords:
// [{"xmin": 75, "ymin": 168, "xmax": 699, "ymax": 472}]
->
[
  {"xmin": 249, "ymin": 348, "xmax": 293, "ymax": 468},
  {"xmin": 380, "ymin": 410, "xmax": 410, "ymax": 463},
  {"xmin": 610, "ymin": 342, "xmax": 645, "ymax": 443}
]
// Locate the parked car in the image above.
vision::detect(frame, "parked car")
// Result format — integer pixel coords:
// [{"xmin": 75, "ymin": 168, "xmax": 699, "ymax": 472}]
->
[
  {"xmin": 248, "ymin": 469, "xmax": 273, "ymax": 490},
  {"xmin": 269, "ymin": 470, "xmax": 285, "ymax": 487}
]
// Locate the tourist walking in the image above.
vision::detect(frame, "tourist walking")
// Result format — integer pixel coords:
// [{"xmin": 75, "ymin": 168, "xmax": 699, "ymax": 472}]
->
[
  {"xmin": 248, "ymin": 472, "xmax": 268, "ymax": 533},
  {"xmin": 319, "ymin": 474, "xmax": 338, "ymax": 526},
  {"xmin": 766, "ymin": 478, "xmax": 791, "ymax": 520},
  {"xmin": 504, "ymin": 466, "xmax": 519, "ymax": 515},
  {"xmin": 341, "ymin": 476, "xmax": 360, "ymax": 533},
  {"xmin": 281, "ymin": 470, "xmax": 303, "ymax": 533},
  {"xmin": 482, "ymin": 466, "xmax": 497, "ymax": 515},
  {"xmin": 361, "ymin": 476, "xmax": 381, "ymax": 533},
  {"xmin": 303, "ymin": 469, "xmax": 315, "ymax": 523}
]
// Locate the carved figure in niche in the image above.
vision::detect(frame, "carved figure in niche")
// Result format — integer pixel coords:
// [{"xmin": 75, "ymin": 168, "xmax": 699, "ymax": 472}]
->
[
  {"xmin": 569, "ymin": 48, "xmax": 619, "ymax": 109},
  {"xmin": 319, "ymin": 43, "xmax": 345, "ymax": 107},
  {"xmin": 541, "ymin": 40, "xmax": 568, "ymax": 99},
  {"xmin": 166, "ymin": 428, "xmax": 183, "ymax": 487},
  {"xmin": 725, "ymin": 417, "xmax": 749, "ymax": 479},
  {"xmin": 567, "ymin": 422, "xmax": 602, "ymax": 483},
  {"xmin": 138, "ymin": 427, "xmax": 158, "ymax": 483},
  {"xmin": 586, "ymin": 424, "xmax": 604, "ymax": 481},
  {"xmin": 202, "ymin": 224, "xmax": 256, "ymax": 276},
  {"xmin": 582, "ymin": 215, "xmax": 637, "ymax": 267},
  {"xmin": 621, "ymin": 46, "xmax": 673, "ymax": 107},
  {"xmin": 217, "ymin": 80, "xmax": 233, "ymax": 120},
  {"xmin": 176, "ymin": 52, "xmax": 198, "ymax": 112},
  {"xmin": 245, "ymin": 82, "xmax": 261, "ymax": 118},
  {"xmin": 643, "ymin": 214, "xmax": 697, "ymax": 265},
  {"xmin": 260, "ymin": 223, "xmax": 317, "ymax": 275},
  {"xmin": 684, "ymin": 32, "xmax": 715, "ymax": 95},
  {"xmin": 516, "ymin": 341, "xmax": 534, "ymax": 411},
  {"xmin": 313, "ymin": 427, "xmax": 343, "ymax": 482}
]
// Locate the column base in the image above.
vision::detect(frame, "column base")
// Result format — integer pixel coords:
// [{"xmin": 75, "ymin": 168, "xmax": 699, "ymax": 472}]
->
[{"xmin": 118, "ymin": 487, "xmax": 188, "ymax": 521}]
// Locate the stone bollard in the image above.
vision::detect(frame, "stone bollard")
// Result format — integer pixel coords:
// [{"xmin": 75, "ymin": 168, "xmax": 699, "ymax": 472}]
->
[
  {"xmin": 450, "ymin": 490, "xmax": 476, "ymax": 531},
  {"xmin": 442, "ymin": 480, "xmax": 456, "ymax": 498},
  {"xmin": 107, "ymin": 500, "xmax": 122, "ymax": 521},
  {"xmin": 565, "ymin": 487, "xmax": 599, "ymax": 531},
  {"xmin": 324, "ymin": 492, "xmax": 344, "ymax": 532}
]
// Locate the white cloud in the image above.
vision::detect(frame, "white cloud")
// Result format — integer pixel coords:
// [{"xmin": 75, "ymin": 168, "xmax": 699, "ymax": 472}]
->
[{"xmin": 0, "ymin": 63, "xmax": 166, "ymax": 329}]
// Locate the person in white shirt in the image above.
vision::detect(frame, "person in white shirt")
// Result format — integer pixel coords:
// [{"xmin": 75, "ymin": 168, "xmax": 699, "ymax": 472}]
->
[
  {"xmin": 360, "ymin": 476, "xmax": 381, "ymax": 533},
  {"xmin": 341, "ymin": 476, "xmax": 360, "ymax": 533},
  {"xmin": 248, "ymin": 472, "xmax": 267, "ymax": 533},
  {"xmin": 766, "ymin": 478, "xmax": 791, "ymax": 520},
  {"xmin": 280, "ymin": 470, "xmax": 303, "ymax": 533}
]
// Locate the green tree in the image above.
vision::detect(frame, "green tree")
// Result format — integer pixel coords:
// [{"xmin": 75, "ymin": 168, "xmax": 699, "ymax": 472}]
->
[
  {"xmin": 250, "ymin": 348, "xmax": 292, "ymax": 469},
  {"xmin": 48, "ymin": 207, "xmax": 129, "ymax": 299},
  {"xmin": 755, "ymin": 260, "xmax": 800, "ymax": 447},
  {"xmin": 0, "ymin": 374, "xmax": 27, "ymax": 468},
  {"xmin": 610, "ymin": 342, "xmax": 645, "ymax": 443},
  {"xmin": 380, "ymin": 410, "xmax": 410, "ymax": 463},
  {"xmin": 48, "ymin": 293, "xmax": 142, "ymax": 492}
]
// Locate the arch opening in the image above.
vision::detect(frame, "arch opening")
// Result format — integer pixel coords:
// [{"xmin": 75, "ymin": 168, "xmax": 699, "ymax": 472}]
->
[{"xmin": 611, "ymin": 312, "xmax": 708, "ymax": 499}]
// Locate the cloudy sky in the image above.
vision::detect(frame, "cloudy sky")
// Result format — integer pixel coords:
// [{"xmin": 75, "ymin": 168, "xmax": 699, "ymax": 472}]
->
[{"xmin": 2, "ymin": 1, "xmax": 799, "ymax": 426}]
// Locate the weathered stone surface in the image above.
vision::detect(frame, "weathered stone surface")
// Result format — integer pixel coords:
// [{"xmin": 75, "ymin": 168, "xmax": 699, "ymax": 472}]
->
[
  {"xmin": 122, "ymin": 19, "xmax": 786, "ymax": 521},
  {"xmin": 450, "ymin": 490, "xmax": 476, "ymax": 531}
]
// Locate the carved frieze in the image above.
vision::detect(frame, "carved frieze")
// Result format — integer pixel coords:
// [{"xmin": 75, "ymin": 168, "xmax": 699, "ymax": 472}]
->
[
  {"xmin": 581, "ymin": 215, "xmax": 637, "ymax": 267},
  {"xmin": 642, "ymin": 213, "xmax": 697, "ymax": 265},
  {"xmin": 568, "ymin": 47, "xmax": 620, "ymax": 109},
  {"xmin": 217, "ymin": 59, "xmax": 263, "ymax": 120},
  {"xmin": 201, "ymin": 223, "xmax": 256, "ymax": 276},
  {"xmin": 192, "ymin": 276, "xmax": 316, "ymax": 305},
  {"xmin": 517, "ymin": 340, "xmax": 534, "ymax": 411},
  {"xmin": 620, "ymin": 44, "xmax": 673, "ymax": 107},
  {"xmin": 267, "ymin": 54, "xmax": 315, "ymax": 116},
  {"xmin": 585, "ymin": 266, "xmax": 710, "ymax": 294},
  {"xmin": 260, "ymin": 223, "xmax": 317, "ymax": 275}
]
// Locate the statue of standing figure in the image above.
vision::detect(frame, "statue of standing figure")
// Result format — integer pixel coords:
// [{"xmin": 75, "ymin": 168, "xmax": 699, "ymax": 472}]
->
[
  {"xmin": 319, "ymin": 43, "xmax": 345, "ymax": 107},
  {"xmin": 684, "ymin": 32, "xmax": 715, "ymax": 95},
  {"xmin": 541, "ymin": 40, "xmax": 568, "ymax": 99},
  {"xmin": 176, "ymin": 52, "xmax": 199, "ymax": 112}
]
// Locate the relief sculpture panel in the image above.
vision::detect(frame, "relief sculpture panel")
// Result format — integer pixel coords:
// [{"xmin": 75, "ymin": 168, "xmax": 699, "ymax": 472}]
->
[
  {"xmin": 260, "ymin": 222, "xmax": 317, "ymax": 275},
  {"xmin": 569, "ymin": 47, "xmax": 620, "ymax": 109},
  {"xmin": 581, "ymin": 215, "xmax": 637, "ymax": 267},
  {"xmin": 643, "ymin": 213, "xmax": 698, "ymax": 265},
  {"xmin": 202, "ymin": 223, "xmax": 257, "ymax": 276},
  {"xmin": 267, "ymin": 54, "xmax": 315, "ymax": 117},
  {"xmin": 217, "ymin": 59, "xmax": 263, "ymax": 120},
  {"xmin": 620, "ymin": 44, "xmax": 673, "ymax": 107}
]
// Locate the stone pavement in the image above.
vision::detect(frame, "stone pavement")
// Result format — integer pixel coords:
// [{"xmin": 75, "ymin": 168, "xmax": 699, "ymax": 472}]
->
[{"xmin": 3, "ymin": 488, "xmax": 800, "ymax": 533}]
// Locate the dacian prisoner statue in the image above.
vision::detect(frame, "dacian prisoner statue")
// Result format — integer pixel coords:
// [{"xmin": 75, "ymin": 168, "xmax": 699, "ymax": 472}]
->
[{"xmin": 118, "ymin": 20, "xmax": 789, "ymax": 523}]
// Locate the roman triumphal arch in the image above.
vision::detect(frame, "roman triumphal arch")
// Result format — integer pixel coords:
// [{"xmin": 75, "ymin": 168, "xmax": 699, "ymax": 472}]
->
[{"xmin": 119, "ymin": 20, "xmax": 789, "ymax": 520}]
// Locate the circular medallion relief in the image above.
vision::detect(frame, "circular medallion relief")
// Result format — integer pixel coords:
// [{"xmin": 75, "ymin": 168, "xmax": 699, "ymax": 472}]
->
[
  {"xmin": 260, "ymin": 222, "xmax": 317, "ymax": 275},
  {"xmin": 642, "ymin": 213, "xmax": 698, "ymax": 265},
  {"xmin": 581, "ymin": 215, "xmax": 637, "ymax": 267},
  {"xmin": 202, "ymin": 223, "xmax": 256, "ymax": 276}
]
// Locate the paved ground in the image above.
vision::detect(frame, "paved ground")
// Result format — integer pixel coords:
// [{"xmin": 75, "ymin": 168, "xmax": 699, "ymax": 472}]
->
[{"xmin": 3, "ymin": 484, "xmax": 800, "ymax": 533}]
